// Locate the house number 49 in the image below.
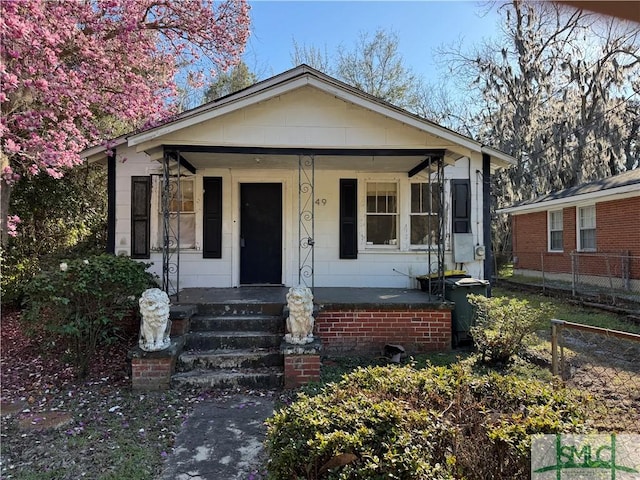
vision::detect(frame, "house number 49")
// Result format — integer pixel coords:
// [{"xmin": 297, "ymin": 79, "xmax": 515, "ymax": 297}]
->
[{"xmin": 315, "ymin": 198, "xmax": 327, "ymax": 206}]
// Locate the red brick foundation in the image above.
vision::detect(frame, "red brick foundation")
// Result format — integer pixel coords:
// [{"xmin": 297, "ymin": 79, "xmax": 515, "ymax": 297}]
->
[{"xmin": 315, "ymin": 307, "xmax": 452, "ymax": 355}]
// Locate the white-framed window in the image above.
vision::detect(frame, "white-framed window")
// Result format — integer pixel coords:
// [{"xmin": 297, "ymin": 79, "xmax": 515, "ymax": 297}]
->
[
  {"xmin": 366, "ymin": 182, "xmax": 398, "ymax": 246},
  {"xmin": 159, "ymin": 177, "xmax": 196, "ymax": 249},
  {"xmin": 548, "ymin": 210, "xmax": 563, "ymax": 251},
  {"xmin": 410, "ymin": 182, "xmax": 442, "ymax": 246},
  {"xmin": 578, "ymin": 205, "xmax": 596, "ymax": 251}
]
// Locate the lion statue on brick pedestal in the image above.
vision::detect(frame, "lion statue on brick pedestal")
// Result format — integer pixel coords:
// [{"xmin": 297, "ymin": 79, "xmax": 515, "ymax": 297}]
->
[
  {"xmin": 285, "ymin": 286, "xmax": 315, "ymax": 345},
  {"xmin": 138, "ymin": 288, "xmax": 171, "ymax": 351}
]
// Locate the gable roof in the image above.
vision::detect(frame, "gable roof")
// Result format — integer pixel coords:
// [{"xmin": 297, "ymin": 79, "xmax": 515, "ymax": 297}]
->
[
  {"xmin": 84, "ymin": 64, "xmax": 515, "ymax": 168},
  {"xmin": 499, "ymin": 168, "xmax": 640, "ymax": 214}
]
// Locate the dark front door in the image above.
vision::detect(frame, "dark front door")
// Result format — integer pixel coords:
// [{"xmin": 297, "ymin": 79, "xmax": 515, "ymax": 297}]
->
[{"xmin": 240, "ymin": 183, "xmax": 282, "ymax": 284}]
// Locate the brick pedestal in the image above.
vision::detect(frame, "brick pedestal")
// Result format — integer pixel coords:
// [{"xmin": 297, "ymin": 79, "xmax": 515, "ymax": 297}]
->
[
  {"xmin": 128, "ymin": 338, "xmax": 183, "ymax": 390},
  {"xmin": 281, "ymin": 338, "xmax": 322, "ymax": 389}
]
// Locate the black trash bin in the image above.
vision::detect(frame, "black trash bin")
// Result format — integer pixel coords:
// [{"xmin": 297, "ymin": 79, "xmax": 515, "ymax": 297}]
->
[{"xmin": 444, "ymin": 277, "xmax": 489, "ymax": 347}]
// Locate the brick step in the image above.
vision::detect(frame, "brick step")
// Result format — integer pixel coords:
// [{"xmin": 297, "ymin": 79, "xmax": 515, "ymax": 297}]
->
[
  {"xmin": 185, "ymin": 331, "xmax": 283, "ymax": 351},
  {"xmin": 190, "ymin": 315, "xmax": 284, "ymax": 334},
  {"xmin": 196, "ymin": 303, "xmax": 284, "ymax": 316},
  {"xmin": 172, "ymin": 368, "xmax": 284, "ymax": 389},
  {"xmin": 177, "ymin": 348, "xmax": 283, "ymax": 372}
]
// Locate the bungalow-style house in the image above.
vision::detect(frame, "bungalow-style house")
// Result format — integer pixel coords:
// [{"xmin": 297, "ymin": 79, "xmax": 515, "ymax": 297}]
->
[
  {"xmin": 499, "ymin": 169, "xmax": 640, "ymax": 292},
  {"xmin": 83, "ymin": 65, "xmax": 514, "ymax": 295},
  {"xmin": 84, "ymin": 65, "xmax": 517, "ymax": 387}
]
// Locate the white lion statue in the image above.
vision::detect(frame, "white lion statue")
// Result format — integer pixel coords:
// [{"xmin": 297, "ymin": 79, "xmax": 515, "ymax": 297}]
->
[
  {"xmin": 138, "ymin": 288, "xmax": 171, "ymax": 351},
  {"xmin": 285, "ymin": 286, "xmax": 315, "ymax": 345}
]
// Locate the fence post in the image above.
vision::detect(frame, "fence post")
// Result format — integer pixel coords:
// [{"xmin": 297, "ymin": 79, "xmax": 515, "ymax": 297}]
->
[
  {"xmin": 623, "ymin": 251, "xmax": 630, "ymax": 291},
  {"xmin": 551, "ymin": 319, "xmax": 561, "ymax": 376},
  {"xmin": 571, "ymin": 251, "xmax": 577, "ymax": 297},
  {"xmin": 605, "ymin": 254, "xmax": 615, "ymax": 304}
]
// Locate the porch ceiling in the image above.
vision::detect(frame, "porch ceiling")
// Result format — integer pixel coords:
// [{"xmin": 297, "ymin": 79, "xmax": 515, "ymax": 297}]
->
[{"xmin": 163, "ymin": 149, "xmax": 458, "ymax": 172}]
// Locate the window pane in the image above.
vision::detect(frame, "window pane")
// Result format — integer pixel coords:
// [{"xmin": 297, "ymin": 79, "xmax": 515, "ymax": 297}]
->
[
  {"xmin": 580, "ymin": 228, "xmax": 596, "ymax": 250},
  {"xmin": 366, "ymin": 193, "xmax": 376, "ymax": 212},
  {"xmin": 550, "ymin": 231, "xmax": 563, "ymax": 250},
  {"xmin": 367, "ymin": 182, "xmax": 397, "ymax": 213},
  {"xmin": 411, "ymin": 184, "xmax": 421, "ymax": 213},
  {"xmin": 367, "ymin": 215, "xmax": 397, "ymax": 245},
  {"xmin": 411, "ymin": 183, "xmax": 440, "ymax": 214},
  {"xmin": 411, "ymin": 215, "xmax": 438, "ymax": 245},
  {"xmin": 181, "ymin": 180, "xmax": 194, "ymax": 211},
  {"xmin": 167, "ymin": 214, "xmax": 196, "ymax": 249},
  {"xmin": 579, "ymin": 206, "xmax": 595, "ymax": 229},
  {"xmin": 168, "ymin": 179, "xmax": 195, "ymax": 212},
  {"xmin": 550, "ymin": 211, "xmax": 563, "ymax": 230}
]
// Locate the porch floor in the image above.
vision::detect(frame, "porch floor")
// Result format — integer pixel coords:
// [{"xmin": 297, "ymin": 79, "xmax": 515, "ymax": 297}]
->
[{"xmin": 172, "ymin": 287, "xmax": 443, "ymax": 307}]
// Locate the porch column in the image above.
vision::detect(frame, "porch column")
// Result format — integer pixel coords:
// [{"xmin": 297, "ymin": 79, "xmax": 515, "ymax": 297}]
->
[
  {"xmin": 161, "ymin": 148, "xmax": 181, "ymax": 300},
  {"xmin": 298, "ymin": 154, "xmax": 315, "ymax": 290},
  {"xmin": 482, "ymin": 152, "xmax": 492, "ymax": 295}
]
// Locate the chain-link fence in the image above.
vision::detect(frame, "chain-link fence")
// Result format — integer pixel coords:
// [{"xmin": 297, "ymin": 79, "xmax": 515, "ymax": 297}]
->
[
  {"xmin": 494, "ymin": 251, "xmax": 640, "ymax": 306},
  {"xmin": 550, "ymin": 319, "xmax": 640, "ymax": 433}
]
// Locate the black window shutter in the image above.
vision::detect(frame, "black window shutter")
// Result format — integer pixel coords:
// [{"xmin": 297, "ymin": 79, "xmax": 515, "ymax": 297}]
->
[
  {"xmin": 203, "ymin": 177, "xmax": 223, "ymax": 258},
  {"xmin": 340, "ymin": 179, "xmax": 358, "ymax": 259},
  {"xmin": 131, "ymin": 176, "xmax": 151, "ymax": 259},
  {"xmin": 451, "ymin": 179, "xmax": 471, "ymax": 234}
]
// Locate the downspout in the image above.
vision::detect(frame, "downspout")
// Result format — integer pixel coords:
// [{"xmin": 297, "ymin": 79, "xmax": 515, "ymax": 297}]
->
[
  {"xmin": 482, "ymin": 152, "xmax": 492, "ymax": 296},
  {"xmin": 106, "ymin": 151, "xmax": 116, "ymax": 254}
]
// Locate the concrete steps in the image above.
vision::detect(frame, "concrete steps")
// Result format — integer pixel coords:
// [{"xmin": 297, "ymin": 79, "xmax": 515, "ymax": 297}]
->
[
  {"xmin": 173, "ymin": 306, "xmax": 285, "ymax": 389},
  {"xmin": 172, "ymin": 368, "xmax": 284, "ymax": 389}
]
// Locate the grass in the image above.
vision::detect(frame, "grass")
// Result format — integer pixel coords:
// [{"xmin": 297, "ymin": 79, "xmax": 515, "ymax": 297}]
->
[
  {"xmin": 1, "ymin": 386, "xmax": 194, "ymax": 480},
  {"xmin": 493, "ymin": 286, "xmax": 640, "ymax": 334}
]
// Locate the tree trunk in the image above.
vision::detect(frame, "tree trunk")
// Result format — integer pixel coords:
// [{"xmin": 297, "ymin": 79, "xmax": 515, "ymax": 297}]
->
[{"xmin": 0, "ymin": 150, "xmax": 12, "ymax": 247}]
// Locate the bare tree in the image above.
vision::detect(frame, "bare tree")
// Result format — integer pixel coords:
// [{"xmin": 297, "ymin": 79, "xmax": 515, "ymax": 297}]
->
[
  {"xmin": 290, "ymin": 28, "xmax": 450, "ymax": 124},
  {"xmin": 439, "ymin": 0, "xmax": 639, "ymax": 252},
  {"xmin": 291, "ymin": 39, "xmax": 333, "ymax": 74}
]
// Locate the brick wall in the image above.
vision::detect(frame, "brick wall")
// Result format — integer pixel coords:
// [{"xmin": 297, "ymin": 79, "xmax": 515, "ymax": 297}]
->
[
  {"xmin": 315, "ymin": 308, "xmax": 452, "ymax": 355},
  {"xmin": 597, "ymin": 197, "xmax": 640, "ymax": 255},
  {"xmin": 512, "ymin": 197, "xmax": 640, "ymax": 280},
  {"xmin": 512, "ymin": 211, "xmax": 571, "ymax": 273}
]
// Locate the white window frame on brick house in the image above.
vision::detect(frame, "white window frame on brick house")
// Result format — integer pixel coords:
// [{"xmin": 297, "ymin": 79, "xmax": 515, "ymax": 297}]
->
[
  {"xmin": 548, "ymin": 209, "xmax": 563, "ymax": 252},
  {"xmin": 577, "ymin": 204, "xmax": 596, "ymax": 251}
]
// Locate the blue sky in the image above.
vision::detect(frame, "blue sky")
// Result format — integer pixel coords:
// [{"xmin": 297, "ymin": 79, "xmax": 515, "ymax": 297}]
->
[{"xmin": 243, "ymin": 1, "xmax": 503, "ymax": 83}]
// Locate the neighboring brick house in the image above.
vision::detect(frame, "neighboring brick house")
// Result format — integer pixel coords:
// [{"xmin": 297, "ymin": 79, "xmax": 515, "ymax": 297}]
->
[{"xmin": 499, "ymin": 169, "xmax": 640, "ymax": 292}]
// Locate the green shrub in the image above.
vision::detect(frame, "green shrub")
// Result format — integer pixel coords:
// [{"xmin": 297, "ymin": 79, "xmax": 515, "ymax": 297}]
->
[
  {"xmin": 22, "ymin": 254, "xmax": 158, "ymax": 377},
  {"xmin": 265, "ymin": 364, "xmax": 587, "ymax": 479},
  {"xmin": 468, "ymin": 294, "xmax": 551, "ymax": 365}
]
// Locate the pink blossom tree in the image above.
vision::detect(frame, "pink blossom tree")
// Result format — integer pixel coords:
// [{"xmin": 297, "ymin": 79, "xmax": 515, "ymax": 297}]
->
[{"xmin": 0, "ymin": 0, "xmax": 250, "ymax": 243}]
